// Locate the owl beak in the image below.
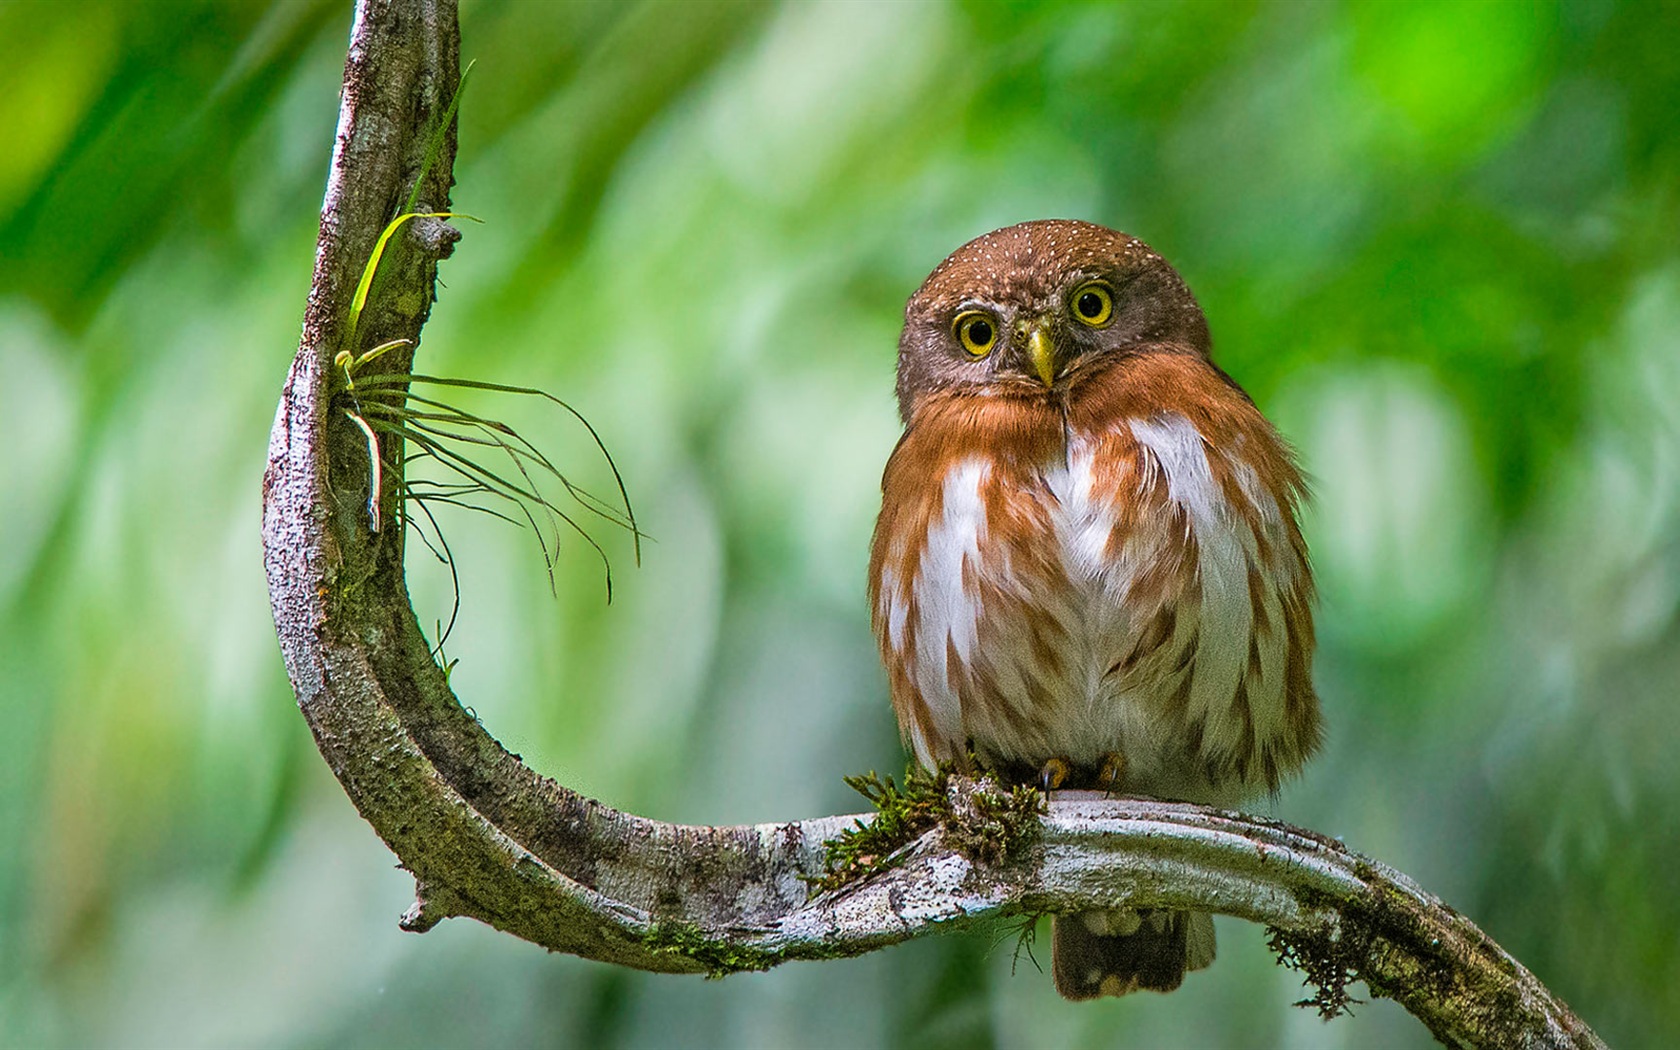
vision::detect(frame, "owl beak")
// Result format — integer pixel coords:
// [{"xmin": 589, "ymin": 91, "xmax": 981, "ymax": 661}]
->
[{"xmin": 1025, "ymin": 321, "xmax": 1057, "ymax": 387}]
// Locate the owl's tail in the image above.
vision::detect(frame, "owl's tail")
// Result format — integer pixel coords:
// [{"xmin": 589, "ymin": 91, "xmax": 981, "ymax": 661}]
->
[{"xmin": 1051, "ymin": 909, "xmax": 1216, "ymax": 999}]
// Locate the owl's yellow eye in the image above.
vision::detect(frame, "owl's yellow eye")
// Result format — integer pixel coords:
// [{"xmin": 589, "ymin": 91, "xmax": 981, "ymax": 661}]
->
[
  {"xmin": 954, "ymin": 311, "xmax": 999, "ymax": 357},
  {"xmin": 1070, "ymin": 282, "xmax": 1114, "ymax": 326}
]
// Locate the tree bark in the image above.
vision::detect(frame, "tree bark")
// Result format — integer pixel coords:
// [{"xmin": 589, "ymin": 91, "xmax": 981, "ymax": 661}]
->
[{"xmin": 261, "ymin": 2, "xmax": 1606, "ymax": 1048}]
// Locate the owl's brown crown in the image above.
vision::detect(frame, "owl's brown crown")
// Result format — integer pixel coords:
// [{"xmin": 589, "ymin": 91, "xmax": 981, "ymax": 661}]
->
[{"xmin": 912, "ymin": 220, "xmax": 1150, "ymax": 310}]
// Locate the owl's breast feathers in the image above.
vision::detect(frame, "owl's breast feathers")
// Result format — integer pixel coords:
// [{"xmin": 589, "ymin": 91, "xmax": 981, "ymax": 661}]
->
[{"xmin": 868, "ymin": 352, "xmax": 1320, "ymax": 802}]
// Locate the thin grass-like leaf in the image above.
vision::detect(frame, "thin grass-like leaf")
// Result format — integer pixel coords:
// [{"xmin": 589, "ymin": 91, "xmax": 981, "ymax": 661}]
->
[
  {"xmin": 368, "ymin": 419, "xmax": 581, "ymax": 591},
  {"xmin": 356, "ymin": 391, "xmax": 640, "ymax": 538},
  {"xmin": 340, "ymin": 348, "xmax": 637, "ymax": 606},
  {"xmin": 405, "ymin": 500, "xmax": 451, "ymax": 565},
  {"xmin": 404, "ymin": 490, "xmax": 462, "ymax": 650},
  {"xmin": 404, "ymin": 60, "xmax": 476, "ymax": 216},
  {"xmin": 358, "ymin": 373, "xmax": 639, "ymax": 561},
  {"xmin": 410, "ymin": 494, "xmax": 526, "ymax": 529},
  {"xmin": 403, "ymin": 411, "xmax": 633, "ymax": 528},
  {"xmin": 399, "ymin": 419, "xmax": 616, "ymax": 598},
  {"xmin": 345, "ymin": 213, "xmax": 480, "ymax": 352}
]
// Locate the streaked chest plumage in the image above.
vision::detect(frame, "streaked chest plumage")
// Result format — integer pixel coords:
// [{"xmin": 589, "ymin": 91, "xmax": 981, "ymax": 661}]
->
[{"xmin": 869, "ymin": 357, "xmax": 1319, "ymax": 806}]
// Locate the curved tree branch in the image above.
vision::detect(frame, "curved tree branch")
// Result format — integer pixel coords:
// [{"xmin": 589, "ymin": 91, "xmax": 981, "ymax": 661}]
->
[{"xmin": 261, "ymin": 3, "xmax": 1605, "ymax": 1048}]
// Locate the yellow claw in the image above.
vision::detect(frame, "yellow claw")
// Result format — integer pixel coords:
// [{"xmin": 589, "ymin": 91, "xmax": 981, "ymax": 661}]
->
[
  {"xmin": 1038, "ymin": 756, "xmax": 1072, "ymax": 791},
  {"xmin": 1098, "ymin": 752, "xmax": 1126, "ymax": 796}
]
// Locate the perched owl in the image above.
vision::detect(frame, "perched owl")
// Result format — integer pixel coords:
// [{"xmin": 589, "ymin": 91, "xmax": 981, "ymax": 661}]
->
[{"xmin": 868, "ymin": 220, "xmax": 1320, "ymax": 1000}]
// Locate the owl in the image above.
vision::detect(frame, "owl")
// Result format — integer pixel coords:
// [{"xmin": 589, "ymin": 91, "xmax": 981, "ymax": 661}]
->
[{"xmin": 868, "ymin": 220, "xmax": 1320, "ymax": 1000}]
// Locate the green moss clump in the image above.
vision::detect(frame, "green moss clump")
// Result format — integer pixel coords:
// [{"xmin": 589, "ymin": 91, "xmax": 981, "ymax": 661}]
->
[
  {"xmin": 944, "ymin": 772, "xmax": 1046, "ymax": 867},
  {"xmin": 807, "ymin": 762, "xmax": 1044, "ymax": 895},
  {"xmin": 643, "ymin": 920, "xmax": 783, "ymax": 978}
]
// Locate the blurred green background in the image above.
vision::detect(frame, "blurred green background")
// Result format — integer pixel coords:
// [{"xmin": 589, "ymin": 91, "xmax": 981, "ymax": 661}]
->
[{"xmin": 2, "ymin": 1, "xmax": 1677, "ymax": 1047}]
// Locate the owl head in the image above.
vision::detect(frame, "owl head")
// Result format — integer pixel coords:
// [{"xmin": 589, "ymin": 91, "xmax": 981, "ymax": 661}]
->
[{"xmin": 895, "ymin": 220, "xmax": 1211, "ymax": 421}]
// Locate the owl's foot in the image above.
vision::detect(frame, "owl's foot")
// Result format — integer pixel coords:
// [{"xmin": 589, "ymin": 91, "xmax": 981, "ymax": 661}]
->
[
  {"xmin": 1097, "ymin": 752, "xmax": 1126, "ymax": 796},
  {"xmin": 1038, "ymin": 756, "xmax": 1073, "ymax": 792}
]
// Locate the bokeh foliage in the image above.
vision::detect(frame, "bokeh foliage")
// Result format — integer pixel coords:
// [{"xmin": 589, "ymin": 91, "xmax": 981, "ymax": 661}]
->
[{"xmin": 2, "ymin": 1, "xmax": 1677, "ymax": 1047}]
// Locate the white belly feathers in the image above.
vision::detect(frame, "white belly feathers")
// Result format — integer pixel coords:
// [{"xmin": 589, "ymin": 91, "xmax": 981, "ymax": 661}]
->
[{"xmin": 883, "ymin": 412, "xmax": 1291, "ymax": 804}]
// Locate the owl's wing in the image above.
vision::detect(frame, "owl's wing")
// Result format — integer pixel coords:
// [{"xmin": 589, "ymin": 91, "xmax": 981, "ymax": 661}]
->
[
  {"xmin": 1069, "ymin": 354, "xmax": 1320, "ymax": 795},
  {"xmin": 867, "ymin": 391, "xmax": 1064, "ymax": 769}
]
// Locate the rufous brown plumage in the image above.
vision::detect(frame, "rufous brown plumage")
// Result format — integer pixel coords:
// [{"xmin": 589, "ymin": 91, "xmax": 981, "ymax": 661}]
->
[{"xmin": 868, "ymin": 219, "xmax": 1320, "ymax": 1000}]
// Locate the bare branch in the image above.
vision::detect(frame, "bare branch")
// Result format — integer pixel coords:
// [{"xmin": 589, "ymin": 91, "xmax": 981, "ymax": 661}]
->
[{"xmin": 260, "ymin": 3, "xmax": 1604, "ymax": 1048}]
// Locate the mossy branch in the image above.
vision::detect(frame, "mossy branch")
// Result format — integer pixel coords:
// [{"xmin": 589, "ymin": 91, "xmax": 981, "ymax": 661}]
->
[
  {"xmin": 261, "ymin": 3, "xmax": 1605, "ymax": 1049},
  {"xmin": 808, "ymin": 763, "xmax": 1043, "ymax": 894}
]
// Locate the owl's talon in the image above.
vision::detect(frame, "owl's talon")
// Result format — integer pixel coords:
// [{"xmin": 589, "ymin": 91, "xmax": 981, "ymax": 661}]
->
[
  {"xmin": 1098, "ymin": 752, "xmax": 1126, "ymax": 796},
  {"xmin": 1038, "ymin": 756, "xmax": 1072, "ymax": 792}
]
